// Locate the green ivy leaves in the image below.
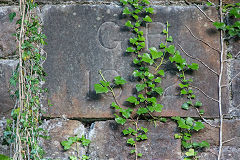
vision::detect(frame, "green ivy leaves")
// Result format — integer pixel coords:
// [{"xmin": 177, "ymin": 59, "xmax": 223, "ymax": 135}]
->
[{"xmin": 61, "ymin": 135, "xmax": 91, "ymax": 150}]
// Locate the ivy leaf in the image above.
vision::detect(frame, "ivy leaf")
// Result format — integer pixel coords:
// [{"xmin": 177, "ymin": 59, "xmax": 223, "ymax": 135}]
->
[
  {"xmin": 152, "ymin": 87, "xmax": 163, "ymax": 95},
  {"xmin": 132, "ymin": 14, "xmax": 139, "ymax": 20},
  {"xmin": 114, "ymin": 76, "xmax": 127, "ymax": 85},
  {"xmin": 127, "ymin": 138, "xmax": 135, "ymax": 145},
  {"xmin": 111, "ymin": 102, "xmax": 121, "ymax": 110},
  {"xmin": 167, "ymin": 36, "xmax": 173, "ymax": 42},
  {"xmin": 126, "ymin": 96, "xmax": 139, "ymax": 105},
  {"xmin": 125, "ymin": 20, "xmax": 134, "ymax": 28},
  {"xmin": 186, "ymin": 117, "xmax": 194, "ymax": 126},
  {"xmin": 143, "ymin": 15, "xmax": 152, "ymax": 22},
  {"xmin": 121, "ymin": 108, "xmax": 133, "ymax": 119},
  {"xmin": 137, "ymin": 153, "xmax": 143, "ymax": 157},
  {"xmin": 188, "ymin": 63, "xmax": 199, "ymax": 70},
  {"xmin": 181, "ymin": 102, "xmax": 189, "ymax": 110},
  {"xmin": 162, "ymin": 29, "xmax": 168, "ymax": 34},
  {"xmin": 154, "ymin": 77, "xmax": 161, "ymax": 83},
  {"xmin": 80, "ymin": 135, "xmax": 91, "ymax": 147},
  {"xmin": 114, "ymin": 114, "xmax": 126, "ymax": 125},
  {"xmin": 142, "ymin": 53, "xmax": 154, "ymax": 65},
  {"xmin": 141, "ymin": 127, "xmax": 148, "ymax": 133},
  {"xmin": 195, "ymin": 101, "xmax": 202, "ymax": 107},
  {"xmin": 206, "ymin": 2, "xmax": 213, "ymax": 6},
  {"xmin": 61, "ymin": 140, "xmax": 72, "ymax": 150},
  {"xmin": 185, "ymin": 149, "xmax": 195, "ymax": 157},
  {"xmin": 158, "ymin": 70, "xmax": 165, "ymax": 76},
  {"xmin": 136, "ymin": 83, "xmax": 146, "ymax": 92},
  {"xmin": 159, "ymin": 43, "xmax": 166, "ymax": 49},
  {"xmin": 123, "ymin": 129, "xmax": 130, "ymax": 135},
  {"xmin": 142, "ymin": 0, "xmax": 150, "ymax": 5},
  {"xmin": 153, "ymin": 103, "xmax": 163, "ymax": 112},
  {"xmin": 160, "ymin": 117, "xmax": 167, "ymax": 123},
  {"xmin": 145, "ymin": 7, "xmax": 154, "ymax": 14},
  {"xmin": 120, "ymin": 0, "xmax": 128, "ymax": 5},
  {"xmin": 149, "ymin": 47, "xmax": 163, "ymax": 59},
  {"xmin": 130, "ymin": 149, "xmax": 136, "ymax": 154},
  {"xmin": 123, "ymin": 7, "xmax": 131, "ymax": 15},
  {"xmin": 213, "ymin": 22, "xmax": 226, "ymax": 30},
  {"xmin": 165, "ymin": 45, "xmax": 175, "ymax": 54},
  {"xmin": 126, "ymin": 47, "xmax": 135, "ymax": 53},
  {"xmin": 94, "ymin": 84, "xmax": 109, "ymax": 94},
  {"xmin": 181, "ymin": 89, "xmax": 188, "ymax": 95},
  {"xmin": 199, "ymin": 141, "xmax": 210, "ymax": 148},
  {"xmin": 137, "ymin": 107, "xmax": 148, "ymax": 115},
  {"xmin": 174, "ymin": 134, "xmax": 182, "ymax": 139},
  {"xmin": 199, "ymin": 109, "xmax": 204, "ymax": 115},
  {"xmin": 193, "ymin": 122, "xmax": 205, "ymax": 131},
  {"xmin": 9, "ymin": 12, "xmax": 16, "ymax": 22}
]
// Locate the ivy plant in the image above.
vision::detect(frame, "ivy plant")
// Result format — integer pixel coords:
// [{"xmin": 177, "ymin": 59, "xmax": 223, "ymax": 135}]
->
[{"xmin": 61, "ymin": 135, "xmax": 90, "ymax": 160}]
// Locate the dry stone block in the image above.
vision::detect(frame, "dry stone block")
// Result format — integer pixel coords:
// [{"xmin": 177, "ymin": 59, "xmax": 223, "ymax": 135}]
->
[
  {"xmin": 41, "ymin": 119, "xmax": 87, "ymax": 160},
  {"xmin": 192, "ymin": 119, "xmax": 240, "ymax": 147},
  {"xmin": 230, "ymin": 60, "xmax": 240, "ymax": 117},
  {"xmin": 0, "ymin": 60, "xmax": 18, "ymax": 115},
  {"xmin": 42, "ymin": 5, "xmax": 228, "ymax": 119},
  {"xmin": 0, "ymin": 117, "xmax": 10, "ymax": 157},
  {"xmin": 88, "ymin": 120, "xmax": 181, "ymax": 159},
  {"xmin": 0, "ymin": 6, "xmax": 18, "ymax": 58},
  {"xmin": 199, "ymin": 146, "xmax": 240, "ymax": 160}
]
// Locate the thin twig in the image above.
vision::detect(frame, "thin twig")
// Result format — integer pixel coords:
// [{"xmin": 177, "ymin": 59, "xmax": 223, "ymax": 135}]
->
[
  {"xmin": 178, "ymin": 44, "xmax": 219, "ymax": 76},
  {"xmin": 218, "ymin": 0, "xmax": 224, "ymax": 159},
  {"xmin": 222, "ymin": 137, "xmax": 237, "ymax": 144},
  {"xmin": 185, "ymin": 25, "xmax": 220, "ymax": 53},
  {"xmin": 194, "ymin": 4, "xmax": 215, "ymax": 22},
  {"xmin": 195, "ymin": 108, "xmax": 219, "ymax": 128},
  {"xmin": 221, "ymin": 72, "xmax": 240, "ymax": 88},
  {"xmin": 191, "ymin": 85, "xmax": 219, "ymax": 102}
]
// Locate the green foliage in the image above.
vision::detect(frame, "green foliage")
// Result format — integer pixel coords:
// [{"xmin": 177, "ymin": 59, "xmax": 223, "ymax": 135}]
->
[
  {"xmin": 212, "ymin": 2, "xmax": 240, "ymax": 39},
  {"xmin": 9, "ymin": 12, "xmax": 16, "ymax": 22},
  {"xmin": 0, "ymin": 154, "xmax": 11, "ymax": 160},
  {"xmin": 61, "ymin": 135, "xmax": 91, "ymax": 159},
  {"xmin": 5, "ymin": 1, "xmax": 49, "ymax": 159}
]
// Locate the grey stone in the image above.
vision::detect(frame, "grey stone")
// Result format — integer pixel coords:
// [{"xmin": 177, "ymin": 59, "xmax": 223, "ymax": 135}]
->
[
  {"xmin": 40, "ymin": 119, "xmax": 87, "ymax": 160},
  {"xmin": 0, "ymin": 6, "xmax": 18, "ymax": 58},
  {"xmin": 88, "ymin": 120, "xmax": 181, "ymax": 160},
  {"xmin": 199, "ymin": 146, "xmax": 240, "ymax": 160},
  {"xmin": 0, "ymin": 60, "xmax": 18, "ymax": 114},
  {"xmin": 42, "ymin": 5, "xmax": 228, "ymax": 118},
  {"xmin": 0, "ymin": 117, "xmax": 10, "ymax": 157},
  {"xmin": 231, "ymin": 60, "xmax": 240, "ymax": 116}
]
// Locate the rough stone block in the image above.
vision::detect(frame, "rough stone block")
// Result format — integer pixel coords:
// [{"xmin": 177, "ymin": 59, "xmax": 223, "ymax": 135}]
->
[
  {"xmin": 0, "ymin": 6, "xmax": 18, "ymax": 58},
  {"xmin": 199, "ymin": 146, "xmax": 240, "ymax": 160},
  {"xmin": 192, "ymin": 120, "xmax": 240, "ymax": 147},
  {"xmin": 0, "ymin": 117, "xmax": 10, "ymax": 157},
  {"xmin": 88, "ymin": 120, "xmax": 181, "ymax": 159},
  {"xmin": 0, "ymin": 60, "xmax": 18, "ymax": 114},
  {"xmin": 42, "ymin": 5, "xmax": 228, "ymax": 119},
  {"xmin": 41, "ymin": 119, "xmax": 86, "ymax": 160},
  {"xmin": 230, "ymin": 60, "xmax": 240, "ymax": 117}
]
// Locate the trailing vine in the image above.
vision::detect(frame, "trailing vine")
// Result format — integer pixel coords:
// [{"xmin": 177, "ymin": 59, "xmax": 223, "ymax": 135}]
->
[
  {"xmin": 3, "ymin": 0, "xmax": 48, "ymax": 159},
  {"xmin": 94, "ymin": 0, "xmax": 210, "ymax": 159}
]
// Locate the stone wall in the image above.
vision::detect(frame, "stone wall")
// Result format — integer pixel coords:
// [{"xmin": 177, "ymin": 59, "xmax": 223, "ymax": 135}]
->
[{"xmin": 0, "ymin": 0, "xmax": 239, "ymax": 159}]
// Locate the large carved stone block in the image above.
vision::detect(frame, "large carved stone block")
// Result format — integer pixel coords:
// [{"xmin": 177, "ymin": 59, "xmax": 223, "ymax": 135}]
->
[
  {"xmin": 0, "ymin": 7, "xmax": 18, "ymax": 58},
  {"xmin": 0, "ymin": 60, "xmax": 17, "ymax": 114},
  {"xmin": 43, "ymin": 5, "xmax": 228, "ymax": 118},
  {"xmin": 88, "ymin": 120, "xmax": 181, "ymax": 159}
]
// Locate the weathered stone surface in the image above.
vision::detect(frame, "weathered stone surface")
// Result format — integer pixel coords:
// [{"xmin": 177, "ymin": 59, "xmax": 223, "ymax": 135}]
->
[
  {"xmin": 43, "ymin": 5, "xmax": 227, "ymax": 118},
  {"xmin": 0, "ymin": 60, "xmax": 18, "ymax": 114},
  {"xmin": 0, "ymin": 117, "xmax": 10, "ymax": 157},
  {"xmin": 230, "ymin": 60, "xmax": 240, "ymax": 117},
  {"xmin": 88, "ymin": 120, "xmax": 181, "ymax": 159},
  {"xmin": 192, "ymin": 120, "xmax": 240, "ymax": 147},
  {"xmin": 0, "ymin": 6, "xmax": 18, "ymax": 58},
  {"xmin": 199, "ymin": 146, "xmax": 240, "ymax": 160},
  {"xmin": 41, "ymin": 119, "xmax": 87, "ymax": 160}
]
